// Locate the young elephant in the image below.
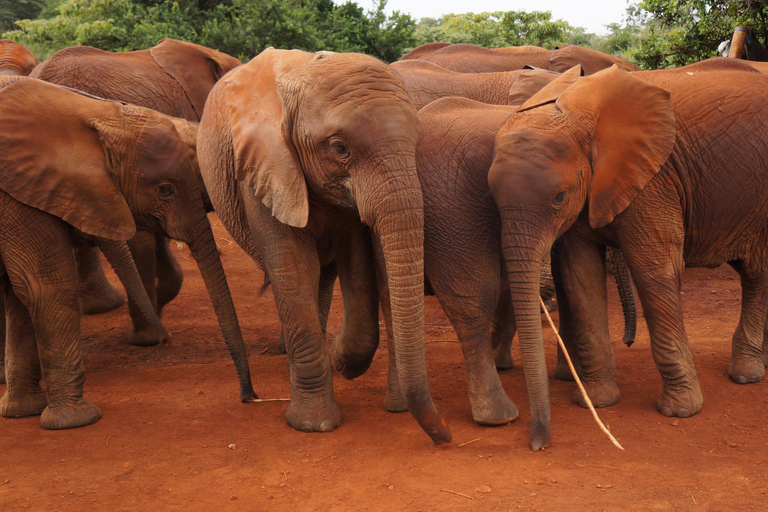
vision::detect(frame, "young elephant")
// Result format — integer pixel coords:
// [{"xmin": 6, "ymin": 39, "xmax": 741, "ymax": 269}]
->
[
  {"xmin": 198, "ymin": 48, "xmax": 450, "ymax": 444},
  {"xmin": 390, "ymin": 59, "xmax": 561, "ymax": 109},
  {"xmin": 0, "ymin": 39, "xmax": 39, "ymax": 76},
  {"xmin": 0, "ymin": 77, "xmax": 256, "ymax": 429},
  {"xmin": 32, "ymin": 38, "xmax": 241, "ymax": 346},
  {"xmin": 421, "ymin": 43, "xmax": 639, "ymax": 74},
  {"xmin": 488, "ymin": 59, "xmax": 768, "ymax": 450}
]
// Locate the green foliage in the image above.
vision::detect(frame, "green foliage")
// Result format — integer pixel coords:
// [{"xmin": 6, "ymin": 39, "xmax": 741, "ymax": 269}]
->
[
  {"xmin": 3, "ymin": 0, "xmax": 417, "ymax": 62},
  {"xmin": 632, "ymin": 0, "xmax": 768, "ymax": 68},
  {"xmin": 0, "ymin": 0, "xmax": 47, "ymax": 31},
  {"xmin": 412, "ymin": 10, "xmax": 590, "ymax": 49}
]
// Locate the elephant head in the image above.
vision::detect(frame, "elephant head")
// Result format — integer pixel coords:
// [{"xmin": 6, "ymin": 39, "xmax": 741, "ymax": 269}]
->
[
  {"xmin": 200, "ymin": 48, "xmax": 450, "ymax": 444},
  {"xmin": 487, "ymin": 65, "xmax": 676, "ymax": 450},
  {"xmin": 150, "ymin": 38, "xmax": 242, "ymax": 120},
  {"xmin": 0, "ymin": 77, "xmax": 256, "ymax": 402},
  {"xmin": 0, "ymin": 39, "xmax": 39, "ymax": 76}
]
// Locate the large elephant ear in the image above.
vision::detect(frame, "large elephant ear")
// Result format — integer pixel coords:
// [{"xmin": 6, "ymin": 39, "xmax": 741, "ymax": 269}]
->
[
  {"xmin": 0, "ymin": 79, "xmax": 136, "ymax": 240},
  {"xmin": 507, "ymin": 68, "xmax": 564, "ymax": 106},
  {"xmin": 516, "ymin": 65, "xmax": 582, "ymax": 112},
  {"xmin": 223, "ymin": 48, "xmax": 314, "ymax": 228},
  {"xmin": 151, "ymin": 39, "xmax": 240, "ymax": 121},
  {"xmin": 556, "ymin": 66, "xmax": 676, "ymax": 228}
]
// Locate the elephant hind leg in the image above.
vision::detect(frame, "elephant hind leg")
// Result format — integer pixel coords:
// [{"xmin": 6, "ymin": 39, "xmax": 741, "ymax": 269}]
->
[
  {"xmin": 0, "ymin": 277, "xmax": 47, "ymax": 418},
  {"xmin": 76, "ymin": 244, "xmax": 125, "ymax": 315},
  {"xmin": 127, "ymin": 231, "xmax": 165, "ymax": 347},
  {"xmin": 491, "ymin": 288, "xmax": 516, "ymax": 370},
  {"xmin": 727, "ymin": 261, "xmax": 767, "ymax": 383},
  {"xmin": 0, "ymin": 284, "xmax": 5, "ymax": 385},
  {"xmin": 154, "ymin": 234, "xmax": 184, "ymax": 315}
]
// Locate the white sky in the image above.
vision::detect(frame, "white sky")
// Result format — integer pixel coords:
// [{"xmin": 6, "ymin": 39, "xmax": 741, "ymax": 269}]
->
[{"xmin": 376, "ymin": 0, "xmax": 632, "ymax": 35}]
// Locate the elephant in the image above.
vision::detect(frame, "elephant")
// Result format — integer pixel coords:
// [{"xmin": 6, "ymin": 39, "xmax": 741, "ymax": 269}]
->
[
  {"xmin": 390, "ymin": 59, "xmax": 561, "ymax": 109},
  {"xmin": 198, "ymin": 48, "xmax": 451, "ymax": 444},
  {"xmin": 0, "ymin": 76, "xmax": 255, "ymax": 428},
  {"xmin": 421, "ymin": 43, "xmax": 639, "ymax": 74},
  {"xmin": 0, "ymin": 39, "xmax": 39, "ymax": 76},
  {"xmin": 399, "ymin": 42, "xmax": 547, "ymax": 61},
  {"xmin": 486, "ymin": 58, "xmax": 768, "ymax": 450},
  {"xmin": 31, "ymin": 38, "xmax": 241, "ymax": 346}
]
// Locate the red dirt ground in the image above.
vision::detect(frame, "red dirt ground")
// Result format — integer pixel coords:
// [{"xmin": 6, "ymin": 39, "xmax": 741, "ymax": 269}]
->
[{"xmin": 2, "ymin": 216, "xmax": 767, "ymax": 511}]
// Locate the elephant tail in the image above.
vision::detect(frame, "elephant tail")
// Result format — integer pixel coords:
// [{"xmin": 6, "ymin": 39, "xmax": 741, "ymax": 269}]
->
[
  {"xmin": 607, "ymin": 247, "xmax": 637, "ymax": 347},
  {"xmin": 257, "ymin": 273, "xmax": 271, "ymax": 298}
]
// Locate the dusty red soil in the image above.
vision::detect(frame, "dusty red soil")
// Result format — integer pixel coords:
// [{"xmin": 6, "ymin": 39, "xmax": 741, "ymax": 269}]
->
[{"xmin": 2, "ymin": 216, "xmax": 767, "ymax": 511}]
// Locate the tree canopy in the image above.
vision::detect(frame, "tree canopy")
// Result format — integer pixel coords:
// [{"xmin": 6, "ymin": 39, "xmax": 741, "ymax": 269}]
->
[{"xmin": 3, "ymin": 0, "xmax": 767, "ymax": 68}]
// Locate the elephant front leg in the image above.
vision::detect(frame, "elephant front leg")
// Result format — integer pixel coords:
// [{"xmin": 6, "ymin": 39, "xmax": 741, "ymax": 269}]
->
[
  {"xmin": 623, "ymin": 241, "xmax": 702, "ymax": 418},
  {"xmin": 0, "ymin": 280, "xmax": 47, "ymax": 418},
  {"xmin": 554, "ymin": 233, "xmax": 618, "ymax": 408},
  {"xmin": 75, "ymin": 243, "xmax": 125, "ymax": 315},
  {"xmin": 728, "ymin": 262, "xmax": 767, "ymax": 384},
  {"xmin": 126, "ymin": 230, "xmax": 166, "ymax": 346},
  {"xmin": 277, "ymin": 263, "xmax": 336, "ymax": 354},
  {"xmin": 331, "ymin": 226, "xmax": 380, "ymax": 379}
]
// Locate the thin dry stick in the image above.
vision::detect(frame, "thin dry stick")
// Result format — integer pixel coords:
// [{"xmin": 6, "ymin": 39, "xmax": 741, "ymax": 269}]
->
[
  {"xmin": 440, "ymin": 489, "xmax": 475, "ymax": 500},
  {"xmin": 539, "ymin": 296, "xmax": 625, "ymax": 451},
  {"xmin": 457, "ymin": 438, "xmax": 482, "ymax": 448},
  {"xmin": 252, "ymin": 398, "xmax": 290, "ymax": 403}
]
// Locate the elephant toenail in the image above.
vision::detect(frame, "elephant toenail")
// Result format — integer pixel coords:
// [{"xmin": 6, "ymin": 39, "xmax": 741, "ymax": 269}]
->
[
  {"xmin": 660, "ymin": 406, "xmax": 672, "ymax": 417},
  {"xmin": 319, "ymin": 420, "xmax": 334, "ymax": 432},
  {"xmin": 677, "ymin": 408, "xmax": 691, "ymax": 418},
  {"xmin": 736, "ymin": 375, "xmax": 747, "ymax": 384},
  {"xmin": 299, "ymin": 421, "xmax": 313, "ymax": 432}
]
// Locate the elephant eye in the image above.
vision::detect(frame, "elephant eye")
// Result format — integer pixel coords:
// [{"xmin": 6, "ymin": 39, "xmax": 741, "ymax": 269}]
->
[
  {"xmin": 553, "ymin": 191, "xmax": 566, "ymax": 206},
  {"xmin": 158, "ymin": 184, "xmax": 175, "ymax": 198},
  {"xmin": 331, "ymin": 142, "xmax": 350, "ymax": 159}
]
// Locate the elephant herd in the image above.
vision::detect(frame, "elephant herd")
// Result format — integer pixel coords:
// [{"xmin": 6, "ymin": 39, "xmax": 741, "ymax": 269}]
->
[{"xmin": 0, "ymin": 37, "xmax": 766, "ymax": 451}]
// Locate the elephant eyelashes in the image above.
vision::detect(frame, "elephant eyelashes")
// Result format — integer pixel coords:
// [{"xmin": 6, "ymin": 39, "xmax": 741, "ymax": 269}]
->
[
  {"xmin": 553, "ymin": 191, "xmax": 566, "ymax": 206},
  {"xmin": 158, "ymin": 184, "xmax": 175, "ymax": 197}
]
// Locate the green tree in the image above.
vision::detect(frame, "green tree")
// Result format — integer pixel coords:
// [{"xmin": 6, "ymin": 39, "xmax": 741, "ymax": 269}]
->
[
  {"xmin": 0, "ymin": 0, "xmax": 47, "ymax": 31},
  {"xmin": 632, "ymin": 0, "xmax": 768, "ymax": 68},
  {"xmin": 412, "ymin": 10, "xmax": 591, "ymax": 50}
]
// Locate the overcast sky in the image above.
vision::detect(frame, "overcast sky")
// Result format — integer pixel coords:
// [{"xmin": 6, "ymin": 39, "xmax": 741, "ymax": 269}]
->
[{"xmin": 378, "ymin": 0, "xmax": 632, "ymax": 35}]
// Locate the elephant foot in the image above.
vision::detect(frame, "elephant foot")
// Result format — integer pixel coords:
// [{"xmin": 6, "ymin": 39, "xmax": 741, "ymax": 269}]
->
[
  {"xmin": 493, "ymin": 347, "xmax": 514, "ymax": 371},
  {"xmin": 40, "ymin": 399, "xmax": 102, "ymax": 429},
  {"xmin": 285, "ymin": 399, "xmax": 342, "ymax": 433},
  {"xmin": 277, "ymin": 331, "xmax": 287, "ymax": 354},
  {"xmin": 729, "ymin": 356, "xmax": 765, "ymax": 384},
  {"xmin": 471, "ymin": 392, "xmax": 519, "ymax": 426},
  {"xmin": 0, "ymin": 389, "xmax": 48, "ymax": 418},
  {"xmin": 79, "ymin": 282, "xmax": 125, "ymax": 315},
  {"xmin": 656, "ymin": 384, "xmax": 703, "ymax": 418},
  {"xmin": 571, "ymin": 379, "xmax": 620, "ymax": 409},
  {"xmin": 130, "ymin": 326, "xmax": 170, "ymax": 347},
  {"xmin": 555, "ymin": 358, "xmax": 577, "ymax": 381}
]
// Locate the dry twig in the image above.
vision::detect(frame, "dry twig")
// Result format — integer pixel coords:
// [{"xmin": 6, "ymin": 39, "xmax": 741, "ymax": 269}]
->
[
  {"xmin": 457, "ymin": 438, "xmax": 482, "ymax": 448},
  {"xmin": 540, "ymin": 297, "xmax": 624, "ymax": 451},
  {"xmin": 440, "ymin": 489, "xmax": 475, "ymax": 500}
]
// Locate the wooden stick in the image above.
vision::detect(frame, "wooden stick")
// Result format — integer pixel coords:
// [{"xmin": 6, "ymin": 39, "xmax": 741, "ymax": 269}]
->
[
  {"xmin": 251, "ymin": 398, "xmax": 290, "ymax": 403},
  {"xmin": 440, "ymin": 489, "xmax": 475, "ymax": 500},
  {"xmin": 728, "ymin": 25, "xmax": 750, "ymax": 59},
  {"xmin": 539, "ymin": 297, "xmax": 625, "ymax": 451},
  {"xmin": 457, "ymin": 437, "xmax": 482, "ymax": 448}
]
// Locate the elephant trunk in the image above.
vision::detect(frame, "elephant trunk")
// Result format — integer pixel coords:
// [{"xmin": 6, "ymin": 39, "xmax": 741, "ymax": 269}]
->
[
  {"xmin": 185, "ymin": 206, "xmax": 257, "ymax": 402},
  {"xmin": 360, "ymin": 165, "xmax": 451, "ymax": 445},
  {"xmin": 500, "ymin": 213, "xmax": 552, "ymax": 450},
  {"xmin": 97, "ymin": 238, "xmax": 169, "ymax": 341}
]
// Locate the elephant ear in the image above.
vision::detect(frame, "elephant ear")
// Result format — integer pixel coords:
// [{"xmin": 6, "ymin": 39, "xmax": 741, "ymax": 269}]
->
[
  {"xmin": 516, "ymin": 65, "xmax": 583, "ymax": 112},
  {"xmin": 556, "ymin": 66, "xmax": 676, "ymax": 228},
  {"xmin": 507, "ymin": 68, "xmax": 564, "ymax": 106},
  {"xmin": 223, "ymin": 48, "xmax": 313, "ymax": 228},
  {"xmin": 0, "ymin": 79, "xmax": 136, "ymax": 240},
  {"xmin": 151, "ymin": 39, "xmax": 239, "ymax": 121}
]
